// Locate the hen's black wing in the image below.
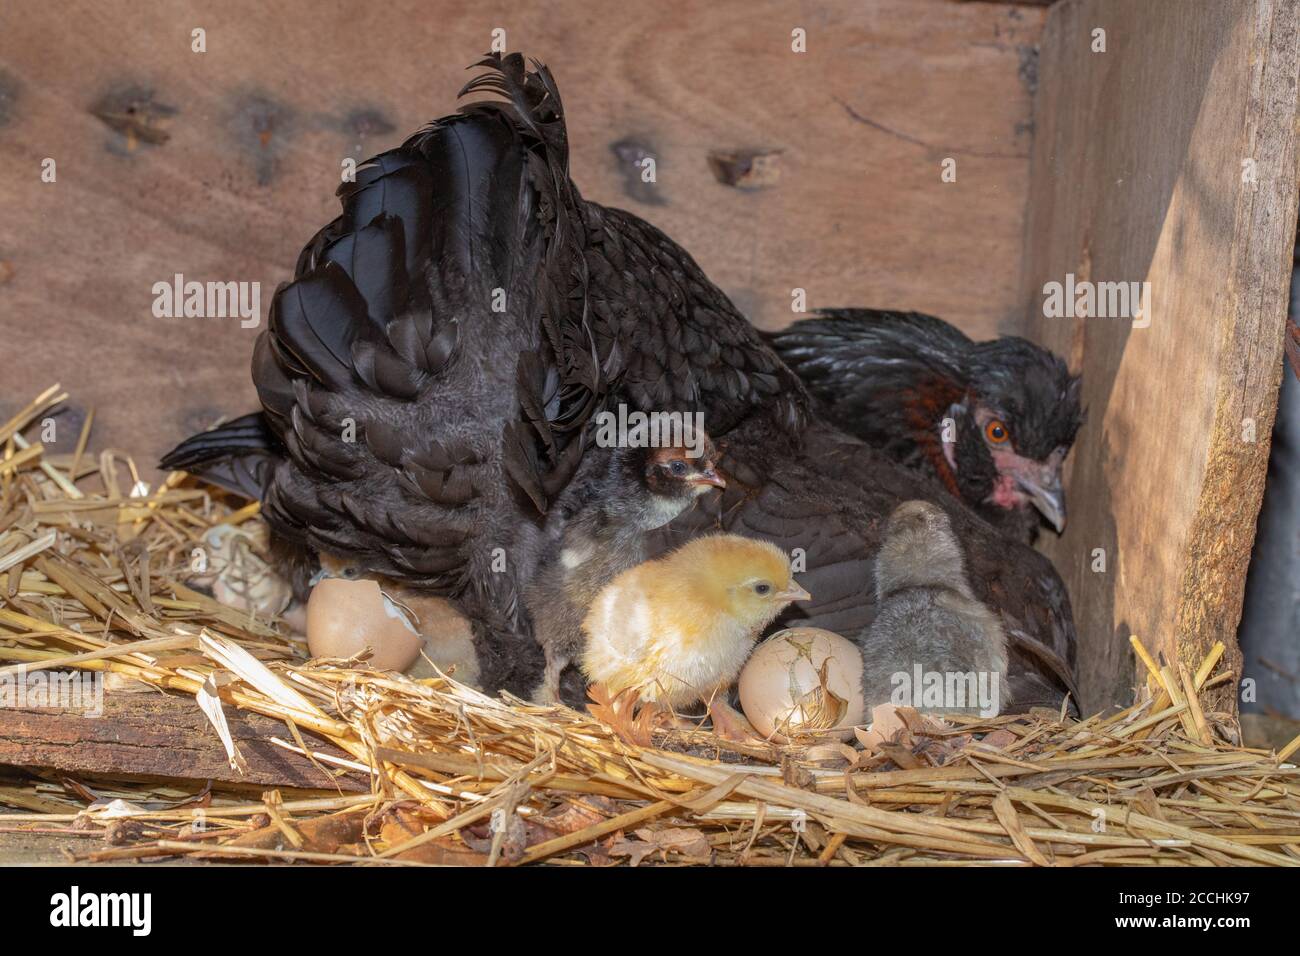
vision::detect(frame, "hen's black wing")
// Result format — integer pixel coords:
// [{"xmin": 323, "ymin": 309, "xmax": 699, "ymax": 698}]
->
[{"xmin": 160, "ymin": 412, "xmax": 281, "ymax": 501}]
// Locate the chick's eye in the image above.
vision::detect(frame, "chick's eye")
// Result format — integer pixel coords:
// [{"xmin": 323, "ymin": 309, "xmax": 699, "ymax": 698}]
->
[
  {"xmin": 669, "ymin": 460, "xmax": 687, "ymax": 477},
  {"xmin": 754, "ymin": 583, "xmax": 772, "ymax": 595},
  {"xmin": 985, "ymin": 419, "xmax": 1010, "ymax": 444}
]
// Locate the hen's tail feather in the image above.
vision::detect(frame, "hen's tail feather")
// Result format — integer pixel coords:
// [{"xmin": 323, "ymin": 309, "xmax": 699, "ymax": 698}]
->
[
  {"xmin": 336, "ymin": 153, "xmax": 434, "ymax": 278},
  {"xmin": 158, "ymin": 413, "xmax": 281, "ymax": 501},
  {"xmin": 1005, "ymin": 625, "xmax": 1082, "ymax": 715},
  {"xmin": 459, "ymin": 53, "xmax": 569, "ymax": 178},
  {"xmin": 320, "ymin": 213, "xmax": 411, "ymax": 330},
  {"xmin": 249, "ymin": 49, "xmax": 601, "ymax": 609},
  {"xmin": 268, "ymin": 261, "xmax": 371, "ymax": 391},
  {"xmin": 454, "ymin": 51, "xmax": 607, "ymax": 514}
]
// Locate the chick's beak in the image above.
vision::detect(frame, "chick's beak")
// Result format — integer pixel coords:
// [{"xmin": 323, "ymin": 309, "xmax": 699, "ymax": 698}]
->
[
  {"xmin": 777, "ymin": 582, "xmax": 811, "ymax": 602},
  {"xmin": 1018, "ymin": 471, "xmax": 1066, "ymax": 534},
  {"xmin": 691, "ymin": 466, "xmax": 726, "ymax": 490}
]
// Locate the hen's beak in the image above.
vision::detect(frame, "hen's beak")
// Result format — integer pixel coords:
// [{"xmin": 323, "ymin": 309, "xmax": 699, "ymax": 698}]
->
[
  {"xmin": 778, "ymin": 582, "xmax": 811, "ymax": 602},
  {"xmin": 1018, "ymin": 473, "xmax": 1066, "ymax": 534},
  {"xmin": 691, "ymin": 467, "xmax": 726, "ymax": 490}
]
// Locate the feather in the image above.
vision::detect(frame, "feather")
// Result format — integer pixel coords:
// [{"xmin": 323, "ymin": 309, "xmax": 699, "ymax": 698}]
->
[
  {"xmin": 337, "ymin": 153, "xmax": 433, "ymax": 275},
  {"xmin": 361, "ymin": 419, "xmax": 407, "ymax": 467},
  {"xmin": 423, "ymin": 317, "xmax": 460, "ymax": 373},
  {"xmin": 403, "ymin": 463, "xmax": 477, "ymax": 508},
  {"xmin": 318, "ymin": 214, "xmax": 408, "ymax": 326},
  {"xmin": 269, "ymin": 262, "xmax": 366, "ymax": 391},
  {"xmin": 351, "ymin": 338, "xmax": 423, "ymax": 399},
  {"xmin": 251, "ymin": 333, "xmax": 295, "ymax": 426},
  {"xmin": 158, "ymin": 412, "xmax": 280, "ymax": 500},
  {"xmin": 501, "ymin": 420, "xmax": 548, "ymax": 514}
]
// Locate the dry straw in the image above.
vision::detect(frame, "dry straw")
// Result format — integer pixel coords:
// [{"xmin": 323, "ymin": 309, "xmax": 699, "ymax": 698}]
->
[{"xmin": 1, "ymin": 387, "xmax": 1298, "ymax": 866}]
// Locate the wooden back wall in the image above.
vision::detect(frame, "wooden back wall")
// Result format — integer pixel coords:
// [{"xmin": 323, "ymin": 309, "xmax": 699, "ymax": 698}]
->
[{"xmin": 0, "ymin": 0, "xmax": 1042, "ymax": 471}]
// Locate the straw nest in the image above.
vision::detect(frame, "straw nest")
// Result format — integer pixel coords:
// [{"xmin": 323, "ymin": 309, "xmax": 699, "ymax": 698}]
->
[{"xmin": 2, "ymin": 385, "xmax": 1299, "ymax": 867}]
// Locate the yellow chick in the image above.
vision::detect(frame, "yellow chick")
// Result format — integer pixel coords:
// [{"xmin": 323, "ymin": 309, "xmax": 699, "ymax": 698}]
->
[{"xmin": 580, "ymin": 534, "xmax": 811, "ymax": 709}]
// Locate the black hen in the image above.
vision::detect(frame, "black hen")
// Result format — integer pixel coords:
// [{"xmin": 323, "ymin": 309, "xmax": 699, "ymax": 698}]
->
[
  {"xmin": 165, "ymin": 61, "xmax": 599, "ymax": 692},
  {"xmin": 767, "ymin": 310, "xmax": 1083, "ymax": 543},
  {"xmin": 162, "ymin": 53, "xmax": 1079, "ymax": 710}
]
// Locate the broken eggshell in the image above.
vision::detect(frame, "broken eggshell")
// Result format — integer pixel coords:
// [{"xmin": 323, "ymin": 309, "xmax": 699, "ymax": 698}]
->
[
  {"xmin": 738, "ymin": 626, "xmax": 866, "ymax": 742},
  {"xmin": 305, "ymin": 577, "xmax": 423, "ymax": 671}
]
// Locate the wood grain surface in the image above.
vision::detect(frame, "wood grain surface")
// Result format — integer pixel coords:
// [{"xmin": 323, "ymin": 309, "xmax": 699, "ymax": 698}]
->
[
  {"xmin": 0, "ymin": 686, "xmax": 366, "ymax": 790},
  {"xmin": 1022, "ymin": 0, "xmax": 1300, "ymax": 710}
]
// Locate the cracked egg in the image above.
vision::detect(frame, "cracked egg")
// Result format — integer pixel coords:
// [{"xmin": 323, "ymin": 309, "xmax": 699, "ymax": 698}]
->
[{"xmin": 738, "ymin": 627, "xmax": 865, "ymax": 742}]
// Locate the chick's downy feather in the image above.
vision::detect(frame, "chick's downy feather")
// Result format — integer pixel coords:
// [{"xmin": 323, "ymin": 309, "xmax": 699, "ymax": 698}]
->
[
  {"xmin": 582, "ymin": 535, "xmax": 802, "ymax": 708},
  {"xmin": 859, "ymin": 501, "xmax": 1010, "ymax": 715}
]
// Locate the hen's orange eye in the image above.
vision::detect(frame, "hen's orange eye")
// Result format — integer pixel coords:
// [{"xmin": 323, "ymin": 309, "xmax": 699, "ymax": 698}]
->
[{"xmin": 985, "ymin": 420, "xmax": 1010, "ymax": 444}]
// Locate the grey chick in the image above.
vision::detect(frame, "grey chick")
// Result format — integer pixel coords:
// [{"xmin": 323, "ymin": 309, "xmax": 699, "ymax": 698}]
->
[
  {"xmin": 526, "ymin": 435, "xmax": 725, "ymax": 705},
  {"xmin": 859, "ymin": 500, "xmax": 1009, "ymax": 717}
]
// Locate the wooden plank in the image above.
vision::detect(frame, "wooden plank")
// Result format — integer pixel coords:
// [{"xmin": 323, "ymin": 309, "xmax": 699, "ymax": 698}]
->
[
  {"xmin": 0, "ymin": 687, "xmax": 366, "ymax": 791},
  {"xmin": 0, "ymin": 0, "xmax": 1042, "ymax": 471},
  {"xmin": 1021, "ymin": 0, "xmax": 1300, "ymax": 710}
]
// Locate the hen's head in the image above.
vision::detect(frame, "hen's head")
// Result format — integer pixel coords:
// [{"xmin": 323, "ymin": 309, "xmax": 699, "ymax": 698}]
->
[
  {"xmin": 942, "ymin": 337, "xmax": 1082, "ymax": 534},
  {"xmin": 766, "ymin": 311, "xmax": 1082, "ymax": 539}
]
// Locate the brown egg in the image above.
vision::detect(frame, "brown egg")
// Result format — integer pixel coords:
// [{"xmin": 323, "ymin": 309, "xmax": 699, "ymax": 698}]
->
[
  {"xmin": 305, "ymin": 577, "xmax": 423, "ymax": 671},
  {"xmin": 738, "ymin": 627, "xmax": 866, "ymax": 742}
]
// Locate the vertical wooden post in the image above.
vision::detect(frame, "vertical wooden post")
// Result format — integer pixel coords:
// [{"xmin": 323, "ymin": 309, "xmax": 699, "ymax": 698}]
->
[{"xmin": 1021, "ymin": 0, "xmax": 1300, "ymax": 711}]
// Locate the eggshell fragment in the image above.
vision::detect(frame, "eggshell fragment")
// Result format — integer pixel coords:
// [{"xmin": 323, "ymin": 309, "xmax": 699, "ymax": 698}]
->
[
  {"xmin": 738, "ymin": 627, "xmax": 865, "ymax": 742},
  {"xmin": 392, "ymin": 591, "xmax": 482, "ymax": 687},
  {"xmin": 854, "ymin": 702, "xmax": 908, "ymax": 752},
  {"xmin": 306, "ymin": 578, "xmax": 422, "ymax": 671}
]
